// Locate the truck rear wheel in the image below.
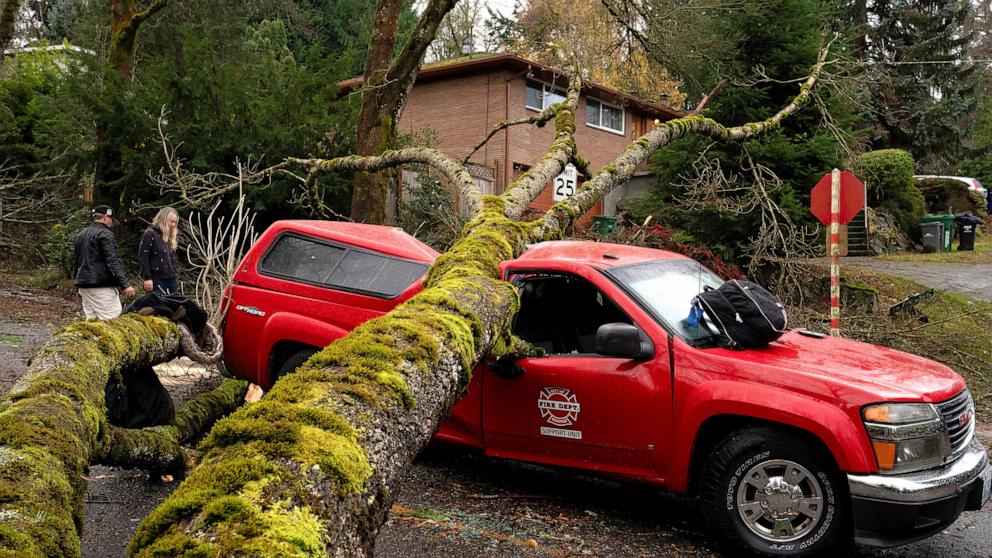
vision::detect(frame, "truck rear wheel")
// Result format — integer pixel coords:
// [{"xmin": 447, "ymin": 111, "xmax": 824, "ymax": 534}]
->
[
  {"xmin": 698, "ymin": 427, "xmax": 848, "ymax": 556},
  {"xmin": 276, "ymin": 348, "xmax": 317, "ymax": 380}
]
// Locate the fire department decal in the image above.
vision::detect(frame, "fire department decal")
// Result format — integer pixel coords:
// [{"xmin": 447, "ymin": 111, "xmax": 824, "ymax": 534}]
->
[{"xmin": 538, "ymin": 387, "xmax": 582, "ymax": 439}]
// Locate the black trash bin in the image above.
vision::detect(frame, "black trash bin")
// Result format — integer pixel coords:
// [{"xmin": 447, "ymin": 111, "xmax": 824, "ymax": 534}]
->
[
  {"xmin": 954, "ymin": 212, "xmax": 982, "ymax": 251},
  {"xmin": 958, "ymin": 222, "xmax": 977, "ymax": 250}
]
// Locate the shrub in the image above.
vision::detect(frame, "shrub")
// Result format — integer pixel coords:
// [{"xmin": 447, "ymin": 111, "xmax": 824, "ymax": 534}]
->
[
  {"xmin": 851, "ymin": 149, "xmax": 925, "ymax": 239},
  {"xmin": 916, "ymin": 178, "xmax": 986, "ymax": 215}
]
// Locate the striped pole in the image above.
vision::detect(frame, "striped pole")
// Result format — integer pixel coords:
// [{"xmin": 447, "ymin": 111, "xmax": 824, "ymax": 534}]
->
[{"xmin": 830, "ymin": 168, "xmax": 841, "ymax": 336}]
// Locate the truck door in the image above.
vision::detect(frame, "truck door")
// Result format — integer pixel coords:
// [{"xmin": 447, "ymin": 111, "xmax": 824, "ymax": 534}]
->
[{"xmin": 482, "ymin": 270, "xmax": 670, "ymax": 482}]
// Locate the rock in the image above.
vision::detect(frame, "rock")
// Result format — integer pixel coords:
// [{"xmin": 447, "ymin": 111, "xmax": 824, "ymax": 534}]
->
[{"xmin": 867, "ymin": 207, "xmax": 912, "ymax": 255}]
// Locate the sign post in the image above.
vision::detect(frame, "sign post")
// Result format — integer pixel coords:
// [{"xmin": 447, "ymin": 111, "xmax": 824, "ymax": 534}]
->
[
  {"xmin": 829, "ymin": 169, "xmax": 841, "ymax": 336},
  {"xmin": 810, "ymin": 169, "xmax": 866, "ymax": 337}
]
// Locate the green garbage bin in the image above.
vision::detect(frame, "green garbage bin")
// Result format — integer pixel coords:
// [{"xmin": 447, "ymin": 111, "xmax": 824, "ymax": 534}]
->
[
  {"xmin": 591, "ymin": 215, "xmax": 618, "ymax": 235},
  {"xmin": 922, "ymin": 214, "xmax": 955, "ymax": 252}
]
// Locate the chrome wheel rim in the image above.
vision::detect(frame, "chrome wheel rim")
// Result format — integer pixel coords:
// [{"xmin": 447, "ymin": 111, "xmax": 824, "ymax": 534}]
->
[{"xmin": 735, "ymin": 458, "xmax": 824, "ymax": 542}]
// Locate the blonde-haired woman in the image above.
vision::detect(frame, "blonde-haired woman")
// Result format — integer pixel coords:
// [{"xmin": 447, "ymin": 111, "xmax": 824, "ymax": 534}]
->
[{"xmin": 139, "ymin": 207, "xmax": 181, "ymax": 295}]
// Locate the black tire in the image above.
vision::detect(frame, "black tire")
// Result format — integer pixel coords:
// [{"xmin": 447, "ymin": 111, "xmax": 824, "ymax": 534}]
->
[
  {"xmin": 275, "ymin": 348, "xmax": 317, "ymax": 380},
  {"xmin": 698, "ymin": 427, "xmax": 849, "ymax": 557}
]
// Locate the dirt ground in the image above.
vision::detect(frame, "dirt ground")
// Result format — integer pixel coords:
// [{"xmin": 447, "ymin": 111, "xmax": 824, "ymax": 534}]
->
[{"xmin": 1, "ymin": 275, "xmax": 990, "ymax": 557}]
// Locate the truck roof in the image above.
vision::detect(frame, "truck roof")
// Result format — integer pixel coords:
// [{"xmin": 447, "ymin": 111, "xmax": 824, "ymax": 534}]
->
[
  {"xmin": 266, "ymin": 220, "xmax": 439, "ymax": 262},
  {"xmin": 515, "ymin": 240, "xmax": 689, "ymax": 269}
]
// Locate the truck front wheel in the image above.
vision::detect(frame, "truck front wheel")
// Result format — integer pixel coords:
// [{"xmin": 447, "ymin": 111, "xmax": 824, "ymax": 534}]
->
[{"xmin": 698, "ymin": 427, "xmax": 848, "ymax": 556}]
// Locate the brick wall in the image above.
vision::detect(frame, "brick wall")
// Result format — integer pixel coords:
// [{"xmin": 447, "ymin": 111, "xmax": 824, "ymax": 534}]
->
[{"xmin": 397, "ymin": 65, "xmax": 658, "ymax": 224}]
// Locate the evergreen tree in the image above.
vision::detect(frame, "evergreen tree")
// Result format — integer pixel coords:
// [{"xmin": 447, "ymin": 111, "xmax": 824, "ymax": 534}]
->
[
  {"xmin": 635, "ymin": 0, "xmax": 862, "ymax": 262},
  {"xmin": 865, "ymin": 0, "xmax": 978, "ymax": 171}
]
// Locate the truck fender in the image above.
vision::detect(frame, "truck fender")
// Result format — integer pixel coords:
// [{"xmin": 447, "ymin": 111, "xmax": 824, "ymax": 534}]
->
[
  {"xmin": 668, "ymin": 380, "xmax": 877, "ymax": 493},
  {"xmin": 257, "ymin": 312, "xmax": 349, "ymax": 385}
]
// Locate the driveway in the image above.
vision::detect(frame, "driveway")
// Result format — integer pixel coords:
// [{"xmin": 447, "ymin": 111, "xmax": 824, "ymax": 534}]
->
[{"xmin": 846, "ymin": 258, "xmax": 992, "ymax": 302}]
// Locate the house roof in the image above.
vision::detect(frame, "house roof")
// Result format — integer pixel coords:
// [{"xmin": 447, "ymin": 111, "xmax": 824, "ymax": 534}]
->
[{"xmin": 338, "ymin": 53, "xmax": 682, "ymax": 121}]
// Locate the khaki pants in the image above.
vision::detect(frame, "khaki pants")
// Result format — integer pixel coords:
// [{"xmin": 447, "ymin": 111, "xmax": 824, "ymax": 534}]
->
[{"xmin": 78, "ymin": 287, "xmax": 122, "ymax": 321}]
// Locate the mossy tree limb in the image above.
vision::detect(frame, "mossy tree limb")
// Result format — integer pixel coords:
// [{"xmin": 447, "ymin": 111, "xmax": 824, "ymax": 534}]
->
[
  {"xmin": 0, "ymin": 315, "xmax": 179, "ymax": 558},
  {"xmin": 535, "ymin": 43, "xmax": 832, "ymax": 239},
  {"xmin": 94, "ymin": 378, "xmax": 250, "ymax": 473},
  {"xmin": 108, "ymin": 0, "xmax": 169, "ymax": 78},
  {"xmin": 290, "ymin": 147, "xmax": 481, "ymax": 217}
]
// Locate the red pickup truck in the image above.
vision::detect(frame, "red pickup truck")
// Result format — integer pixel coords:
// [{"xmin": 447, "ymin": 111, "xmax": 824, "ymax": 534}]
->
[{"xmin": 221, "ymin": 220, "xmax": 991, "ymax": 556}]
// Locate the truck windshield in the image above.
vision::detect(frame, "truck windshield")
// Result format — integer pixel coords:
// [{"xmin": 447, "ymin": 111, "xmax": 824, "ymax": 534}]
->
[{"xmin": 609, "ymin": 259, "xmax": 724, "ymax": 342}]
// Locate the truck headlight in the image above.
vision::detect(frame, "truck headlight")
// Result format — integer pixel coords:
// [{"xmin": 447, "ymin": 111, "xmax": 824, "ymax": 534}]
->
[{"xmin": 862, "ymin": 403, "xmax": 951, "ymax": 475}]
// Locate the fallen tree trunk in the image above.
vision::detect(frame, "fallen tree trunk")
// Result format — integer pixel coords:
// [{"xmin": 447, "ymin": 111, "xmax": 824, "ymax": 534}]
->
[
  {"xmin": 128, "ymin": 46, "xmax": 831, "ymax": 557},
  {"xmin": 0, "ymin": 316, "xmax": 247, "ymax": 558}
]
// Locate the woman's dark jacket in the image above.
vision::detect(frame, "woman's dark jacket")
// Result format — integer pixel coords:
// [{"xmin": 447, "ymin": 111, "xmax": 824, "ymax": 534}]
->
[
  {"xmin": 138, "ymin": 226, "xmax": 178, "ymax": 280},
  {"xmin": 74, "ymin": 223, "xmax": 128, "ymax": 288}
]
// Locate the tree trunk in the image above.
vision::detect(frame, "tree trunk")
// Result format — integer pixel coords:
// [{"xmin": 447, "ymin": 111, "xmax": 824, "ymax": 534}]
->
[
  {"xmin": 0, "ymin": 316, "xmax": 247, "ymax": 558},
  {"xmin": 0, "ymin": 0, "xmax": 21, "ymax": 54},
  {"xmin": 94, "ymin": 0, "xmax": 169, "ymax": 202},
  {"xmin": 351, "ymin": 0, "xmax": 458, "ymax": 224}
]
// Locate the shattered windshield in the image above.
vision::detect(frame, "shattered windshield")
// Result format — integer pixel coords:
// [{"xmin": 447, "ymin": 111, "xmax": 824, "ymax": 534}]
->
[{"xmin": 609, "ymin": 259, "xmax": 724, "ymax": 341}]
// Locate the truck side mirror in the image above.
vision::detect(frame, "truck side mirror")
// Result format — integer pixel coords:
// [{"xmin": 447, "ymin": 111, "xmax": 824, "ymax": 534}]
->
[{"xmin": 595, "ymin": 323, "xmax": 653, "ymax": 359}]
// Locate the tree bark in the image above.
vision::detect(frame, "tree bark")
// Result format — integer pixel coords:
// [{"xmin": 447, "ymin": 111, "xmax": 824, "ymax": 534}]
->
[
  {"xmin": 351, "ymin": 0, "xmax": 458, "ymax": 224},
  {"xmin": 0, "ymin": 0, "xmax": 21, "ymax": 54},
  {"xmin": 94, "ymin": 0, "xmax": 169, "ymax": 203},
  {"xmin": 128, "ymin": 49, "xmax": 830, "ymax": 557},
  {"xmin": 109, "ymin": 0, "xmax": 168, "ymax": 78}
]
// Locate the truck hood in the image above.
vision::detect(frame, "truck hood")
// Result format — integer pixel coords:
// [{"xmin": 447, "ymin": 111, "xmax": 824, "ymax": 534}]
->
[{"xmin": 715, "ymin": 331, "xmax": 965, "ymax": 403}]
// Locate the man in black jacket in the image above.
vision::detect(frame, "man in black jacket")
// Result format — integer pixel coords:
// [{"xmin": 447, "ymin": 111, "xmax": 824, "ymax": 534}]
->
[{"xmin": 74, "ymin": 205, "xmax": 135, "ymax": 320}]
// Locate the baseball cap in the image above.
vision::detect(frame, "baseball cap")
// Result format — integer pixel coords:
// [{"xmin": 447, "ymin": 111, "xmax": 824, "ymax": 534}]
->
[{"xmin": 92, "ymin": 205, "xmax": 118, "ymax": 221}]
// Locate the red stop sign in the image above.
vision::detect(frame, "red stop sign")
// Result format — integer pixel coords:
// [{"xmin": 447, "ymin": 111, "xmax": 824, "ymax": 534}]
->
[{"xmin": 810, "ymin": 171, "xmax": 865, "ymax": 225}]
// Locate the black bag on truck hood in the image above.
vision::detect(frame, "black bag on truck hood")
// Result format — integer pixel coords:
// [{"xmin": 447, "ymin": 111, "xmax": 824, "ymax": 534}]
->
[{"xmin": 693, "ymin": 280, "xmax": 787, "ymax": 348}]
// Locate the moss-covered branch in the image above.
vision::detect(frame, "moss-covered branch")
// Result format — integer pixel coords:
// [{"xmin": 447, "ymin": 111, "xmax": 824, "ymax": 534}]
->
[
  {"xmin": 534, "ymin": 42, "xmax": 832, "ymax": 238},
  {"xmin": 0, "ymin": 315, "xmax": 179, "ymax": 558},
  {"xmin": 502, "ymin": 60, "xmax": 583, "ymax": 219},
  {"xmin": 108, "ymin": 0, "xmax": 170, "ymax": 77},
  {"xmin": 0, "ymin": 0, "xmax": 22, "ymax": 54},
  {"xmin": 94, "ymin": 378, "xmax": 249, "ymax": 473}
]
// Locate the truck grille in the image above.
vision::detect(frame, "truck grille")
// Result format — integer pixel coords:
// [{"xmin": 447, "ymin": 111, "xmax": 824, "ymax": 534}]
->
[{"xmin": 937, "ymin": 389, "xmax": 975, "ymax": 461}]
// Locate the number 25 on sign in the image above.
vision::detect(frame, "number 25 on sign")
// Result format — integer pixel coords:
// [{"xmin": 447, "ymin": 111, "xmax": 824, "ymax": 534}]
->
[{"xmin": 553, "ymin": 163, "xmax": 578, "ymax": 201}]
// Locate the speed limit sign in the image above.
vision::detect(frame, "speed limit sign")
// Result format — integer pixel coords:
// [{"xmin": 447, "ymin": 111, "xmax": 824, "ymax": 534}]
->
[{"xmin": 552, "ymin": 163, "xmax": 578, "ymax": 201}]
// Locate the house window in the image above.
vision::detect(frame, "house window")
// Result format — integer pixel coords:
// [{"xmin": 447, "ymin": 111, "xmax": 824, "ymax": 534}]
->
[
  {"xmin": 525, "ymin": 79, "xmax": 566, "ymax": 111},
  {"xmin": 586, "ymin": 98, "xmax": 625, "ymax": 134}
]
